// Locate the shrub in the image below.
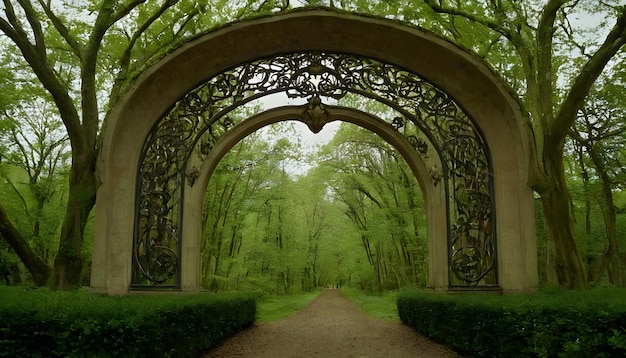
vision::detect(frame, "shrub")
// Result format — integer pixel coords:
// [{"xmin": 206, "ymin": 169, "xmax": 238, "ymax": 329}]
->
[
  {"xmin": 397, "ymin": 287, "xmax": 626, "ymax": 357},
  {"xmin": 0, "ymin": 287, "xmax": 256, "ymax": 357}
]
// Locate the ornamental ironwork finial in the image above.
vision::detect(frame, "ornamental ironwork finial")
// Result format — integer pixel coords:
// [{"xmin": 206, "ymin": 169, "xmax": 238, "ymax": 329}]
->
[{"xmin": 302, "ymin": 97, "xmax": 329, "ymax": 134}]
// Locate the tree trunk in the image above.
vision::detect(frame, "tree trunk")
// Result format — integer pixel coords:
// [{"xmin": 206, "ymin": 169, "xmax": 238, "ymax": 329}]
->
[
  {"xmin": 48, "ymin": 154, "xmax": 97, "ymax": 289},
  {"xmin": 11, "ymin": 262, "xmax": 22, "ymax": 285},
  {"xmin": 537, "ymin": 148, "xmax": 588, "ymax": 289},
  {"xmin": 588, "ymin": 148, "xmax": 618, "ymax": 283},
  {"xmin": 311, "ymin": 242, "xmax": 319, "ymax": 290},
  {"xmin": 0, "ymin": 202, "xmax": 51, "ymax": 285},
  {"xmin": 576, "ymin": 145, "xmax": 592, "ymax": 235}
]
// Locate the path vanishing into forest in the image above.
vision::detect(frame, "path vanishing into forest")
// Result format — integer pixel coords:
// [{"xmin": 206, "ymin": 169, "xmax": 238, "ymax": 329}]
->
[{"xmin": 202, "ymin": 289, "xmax": 461, "ymax": 358}]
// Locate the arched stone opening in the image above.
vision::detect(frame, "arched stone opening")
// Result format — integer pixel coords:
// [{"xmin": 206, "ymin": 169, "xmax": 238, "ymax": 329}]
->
[
  {"xmin": 183, "ymin": 105, "xmax": 443, "ymax": 293},
  {"xmin": 92, "ymin": 10, "xmax": 537, "ymax": 294}
]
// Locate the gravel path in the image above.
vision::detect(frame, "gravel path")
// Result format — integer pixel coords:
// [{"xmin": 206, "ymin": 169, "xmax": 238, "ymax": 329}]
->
[{"xmin": 202, "ymin": 289, "xmax": 461, "ymax": 358}]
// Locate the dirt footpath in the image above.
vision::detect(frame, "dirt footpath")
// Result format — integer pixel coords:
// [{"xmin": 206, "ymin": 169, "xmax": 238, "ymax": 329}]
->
[{"xmin": 202, "ymin": 289, "xmax": 461, "ymax": 358}]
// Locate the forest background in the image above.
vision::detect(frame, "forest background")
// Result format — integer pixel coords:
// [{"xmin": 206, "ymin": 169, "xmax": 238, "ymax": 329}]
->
[{"xmin": 0, "ymin": 0, "xmax": 625, "ymax": 294}]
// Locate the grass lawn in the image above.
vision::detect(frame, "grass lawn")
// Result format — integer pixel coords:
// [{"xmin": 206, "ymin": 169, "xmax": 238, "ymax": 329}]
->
[
  {"xmin": 256, "ymin": 288, "xmax": 401, "ymax": 323},
  {"xmin": 256, "ymin": 289, "xmax": 324, "ymax": 323},
  {"xmin": 341, "ymin": 288, "xmax": 400, "ymax": 322}
]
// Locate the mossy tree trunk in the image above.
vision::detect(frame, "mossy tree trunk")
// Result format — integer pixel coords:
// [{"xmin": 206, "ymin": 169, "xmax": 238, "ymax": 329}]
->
[{"xmin": 534, "ymin": 141, "xmax": 587, "ymax": 289}]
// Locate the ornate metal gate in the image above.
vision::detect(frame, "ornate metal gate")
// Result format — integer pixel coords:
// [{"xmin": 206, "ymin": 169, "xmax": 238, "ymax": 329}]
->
[{"xmin": 132, "ymin": 52, "xmax": 497, "ymax": 288}]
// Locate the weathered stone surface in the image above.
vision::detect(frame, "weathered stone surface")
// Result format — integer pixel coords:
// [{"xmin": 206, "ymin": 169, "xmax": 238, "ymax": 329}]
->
[{"xmin": 92, "ymin": 10, "xmax": 537, "ymax": 294}]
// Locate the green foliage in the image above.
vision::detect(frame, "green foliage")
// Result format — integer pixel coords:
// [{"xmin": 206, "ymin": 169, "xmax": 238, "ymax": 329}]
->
[
  {"xmin": 202, "ymin": 119, "xmax": 427, "ymax": 296},
  {"xmin": 397, "ymin": 287, "xmax": 626, "ymax": 357},
  {"xmin": 202, "ymin": 122, "xmax": 317, "ymax": 294},
  {"xmin": 0, "ymin": 0, "xmax": 294, "ymax": 289},
  {"xmin": 318, "ymin": 121, "xmax": 428, "ymax": 292},
  {"xmin": 564, "ymin": 66, "xmax": 626, "ymax": 285},
  {"xmin": 0, "ymin": 286, "xmax": 256, "ymax": 357}
]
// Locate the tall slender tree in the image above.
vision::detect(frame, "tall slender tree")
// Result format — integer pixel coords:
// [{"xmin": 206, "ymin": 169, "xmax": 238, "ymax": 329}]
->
[
  {"xmin": 569, "ymin": 68, "xmax": 626, "ymax": 283},
  {"xmin": 318, "ymin": 123, "xmax": 426, "ymax": 292}
]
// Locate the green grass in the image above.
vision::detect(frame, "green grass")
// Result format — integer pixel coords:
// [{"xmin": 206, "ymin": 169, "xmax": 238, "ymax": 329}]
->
[
  {"xmin": 256, "ymin": 289, "xmax": 323, "ymax": 323},
  {"xmin": 341, "ymin": 288, "xmax": 400, "ymax": 322}
]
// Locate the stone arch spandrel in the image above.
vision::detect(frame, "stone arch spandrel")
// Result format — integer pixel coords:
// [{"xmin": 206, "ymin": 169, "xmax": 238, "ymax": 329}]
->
[
  {"xmin": 94, "ymin": 9, "xmax": 536, "ymax": 293},
  {"xmin": 102, "ymin": 10, "xmax": 528, "ymax": 158}
]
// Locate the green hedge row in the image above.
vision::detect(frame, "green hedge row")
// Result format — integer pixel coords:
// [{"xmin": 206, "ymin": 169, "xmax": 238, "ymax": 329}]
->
[
  {"xmin": 0, "ymin": 287, "xmax": 256, "ymax": 357},
  {"xmin": 397, "ymin": 288, "xmax": 626, "ymax": 357}
]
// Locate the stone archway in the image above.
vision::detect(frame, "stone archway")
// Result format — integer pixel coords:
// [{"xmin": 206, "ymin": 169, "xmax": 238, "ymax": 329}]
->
[
  {"xmin": 184, "ymin": 104, "xmax": 444, "ymax": 293},
  {"xmin": 91, "ymin": 10, "xmax": 537, "ymax": 294}
]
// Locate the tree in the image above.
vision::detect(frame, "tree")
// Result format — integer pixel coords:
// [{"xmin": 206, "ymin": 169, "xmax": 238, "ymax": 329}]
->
[
  {"xmin": 310, "ymin": 0, "xmax": 626, "ymax": 289},
  {"xmin": 0, "ymin": 199, "xmax": 50, "ymax": 285},
  {"xmin": 293, "ymin": 175, "xmax": 328, "ymax": 291},
  {"xmin": 0, "ymin": 52, "xmax": 69, "ymax": 285},
  {"xmin": 0, "ymin": 0, "xmax": 287, "ymax": 289},
  {"xmin": 569, "ymin": 66, "xmax": 626, "ymax": 284},
  {"xmin": 422, "ymin": 0, "xmax": 625, "ymax": 289},
  {"xmin": 318, "ymin": 123, "xmax": 427, "ymax": 292},
  {"xmin": 2, "ymin": 99, "xmax": 69, "ymax": 253},
  {"xmin": 202, "ymin": 122, "xmax": 305, "ymax": 293}
]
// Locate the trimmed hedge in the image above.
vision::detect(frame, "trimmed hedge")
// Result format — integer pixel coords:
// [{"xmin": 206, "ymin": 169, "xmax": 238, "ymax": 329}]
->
[
  {"xmin": 0, "ymin": 287, "xmax": 256, "ymax": 357},
  {"xmin": 397, "ymin": 288, "xmax": 626, "ymax": 357}
]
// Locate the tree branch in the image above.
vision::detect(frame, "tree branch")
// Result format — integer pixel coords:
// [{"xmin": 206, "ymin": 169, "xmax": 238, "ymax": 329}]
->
[
  {"xmin": 0, "ymin": 200, "xmax": 51, "ymax": 285},
  {"xmin": 15, "ymin": 0, "xmax": 47, "ymax": 57},
  {"xmin": 0, "ymin": 1, "xmax": 20, "ymax": 39},
  {"xmin": 107, "ymin": 0, "xmax": 182, "ymax": 112},
  {"xmin": 36, "ymin": 0, "xmax": 82, "ymax": 57},
  {"xmin": 535, "ymin": 0, "xmax": 566, "ymax": 129},
  {"xmin": 423, "ymin": 0, "xmax": 513, "ymax": 40},
  {"xmin": 1, "ymin": 2, "xmax": 84, "ymax": 153},
  {"xmin": 110, "ymin": 0, "xmax": 150, "ymax": 25},
  {"xmin": 553, "ymin": 6, "xmax": 626, "ymax": 140},
  {"xmin": 0, "ymin": 170, "xmax": 32, "ymax": 220}
]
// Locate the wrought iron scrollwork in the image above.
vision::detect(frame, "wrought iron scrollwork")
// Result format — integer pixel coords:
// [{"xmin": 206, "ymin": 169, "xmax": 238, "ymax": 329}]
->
[{"xmin": 133, "ymin": 51, "xmax": 497, "ymax": 288}]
